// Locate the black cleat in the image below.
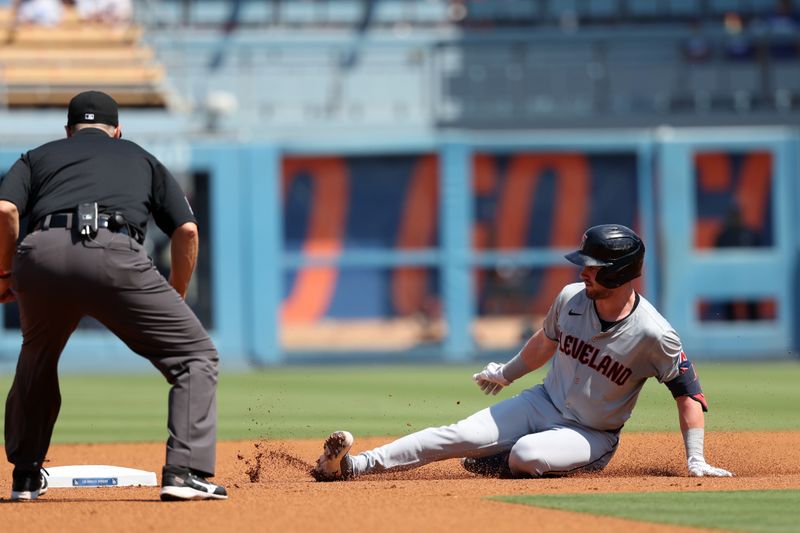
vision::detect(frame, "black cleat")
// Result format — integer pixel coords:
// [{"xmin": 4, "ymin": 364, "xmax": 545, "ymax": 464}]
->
[
  {"xmin": 461, "ymin": 451, "xmax": 514, "ymax": 478},
  {"xmin": 10, "ymin": 468, "xmax": 48, "ymax": 501},
  {"xmin": 160, "ymin": 466, "xmax": 228, "ymax": 501}
]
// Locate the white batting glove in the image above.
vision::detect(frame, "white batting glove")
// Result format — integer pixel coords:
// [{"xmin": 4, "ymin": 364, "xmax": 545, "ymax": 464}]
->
[
  {"xmin": 687, "ymin": 456, "xmax": 734, "ymax": 477},
  {"xmin": 473, "ymin": 362, "xmax": 511, "ymax": 396}
]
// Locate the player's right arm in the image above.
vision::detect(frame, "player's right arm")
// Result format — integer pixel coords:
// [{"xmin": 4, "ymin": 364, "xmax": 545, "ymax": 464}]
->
[
  {"xmin": 508, "ymin": 328, "xmax": 559, "ymax": 376},
  {"xmin": 473, "ymin": 329, "xmax": 558, "ymax": 395},
  {"xmin": 473, "ymin": 284, "xmax": 575, "ymax": 395}
]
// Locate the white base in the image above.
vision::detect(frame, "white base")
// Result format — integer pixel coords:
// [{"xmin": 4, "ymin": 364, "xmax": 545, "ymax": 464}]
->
[{"xmin": 44, "ymin": 465, "xmax": 158, "ymax": 488}]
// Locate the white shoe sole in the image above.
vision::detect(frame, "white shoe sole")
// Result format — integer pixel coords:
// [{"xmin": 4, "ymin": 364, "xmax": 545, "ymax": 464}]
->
[
  {"xmin": 10, "ymin": 489, "xmax": 41, "ymax": 501},
  {"xmin": 160, "ymin": 486, "xmax": 228, "ymax": 501}
]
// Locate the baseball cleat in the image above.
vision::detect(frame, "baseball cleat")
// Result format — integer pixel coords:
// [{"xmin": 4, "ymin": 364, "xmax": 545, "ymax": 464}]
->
[
  {"xmin": 461, "ymin": 451, "xmax": 514, "ymax": 479},
  {"xmin": 311, "ymin": 430, "xmax": 354, "ymax": 482},
  {"xmin": 159, "ymin": 465, "xmax": 228, "ymax": 501},
  {"xmin": 10, "ymin": 468, "xmax": 48, "ymax": 501}
]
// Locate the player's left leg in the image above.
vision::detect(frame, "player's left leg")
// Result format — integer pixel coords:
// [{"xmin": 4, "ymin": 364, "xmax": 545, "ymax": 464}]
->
[
  {"xmin": 507, "ymin": 424, "xmax": 619, "ymax": 477},
  {"xmin": 350, "ymin": 405, "xmax": 516, "ymax": 475},
  {"xmin": 348, "ymin": 385, "xmax": 558, "ymax": 476}
]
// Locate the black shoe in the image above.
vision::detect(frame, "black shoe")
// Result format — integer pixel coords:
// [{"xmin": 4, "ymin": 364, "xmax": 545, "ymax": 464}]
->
[
  {"xmin": 461, "ymin": 451, "xmax": 514, "ymax": 478},
  {"xmin": 10, "ymin": 467, "xmax": 49, "ymax": 501},
  {"xmin": 160, "ymin": 466, "xmax": 228, "ymax": 501}
]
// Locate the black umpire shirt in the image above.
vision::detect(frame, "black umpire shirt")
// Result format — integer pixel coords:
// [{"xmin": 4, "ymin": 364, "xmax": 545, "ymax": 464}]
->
[{"xmin": 0, "ymin": 127, "xmax": 196, "ymax": 238}]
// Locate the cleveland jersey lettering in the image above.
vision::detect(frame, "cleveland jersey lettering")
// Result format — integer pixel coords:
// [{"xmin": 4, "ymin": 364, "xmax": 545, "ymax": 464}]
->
[{"xmin": 557, "ymin": 333, "xmax": 632, "ymax": 386}]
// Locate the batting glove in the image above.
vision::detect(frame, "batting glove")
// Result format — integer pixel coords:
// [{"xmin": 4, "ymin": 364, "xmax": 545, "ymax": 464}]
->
[
  {"xmin": 687, "ymin": 456, "xmax": 734, "ymax": 477},
  {"xmin": 473, "ymin": 362, "xmax": 511, "ymax": 396}
]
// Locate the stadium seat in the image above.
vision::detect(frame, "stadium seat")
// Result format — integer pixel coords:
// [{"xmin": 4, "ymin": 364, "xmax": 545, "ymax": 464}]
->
[
  {"xmin": 667, "ymin": 0, "xmax": 702, "ymax": 18},
  {"xmin": 8, "ymin": 25, "xmax": 142, "ymax": 46},
  {"xmin": 724, "ymin": 63, "xmax": 762, "ymax": 94},
  {"xmin": 141, "ymin": 0, "xmax": 183, "ymax": 27},
  {"xmin": 626, "ymin": 0, "xmax": 661, "ymax": 20},
  {"xmin": 323, "ymin": 0, "xmax": 363, "ymax": 26},
  {"xmin": 185, "ymin": 0, "xmax": 230, "ymax": 26},
  {"xmin": 0, "ymin": 6, "xmax": 167, "ymax": 108},
  {"xmin": 581, "ymin": 0, "xmax": 619, "ymax": 22},
  {"xmin": 0, "ymin": 47, "xmax": 154, "ymax": 64},
  {"xmin": 499, "ymin": 0, "xmax": 540, "ymax": 24},
  {"xmin": 2, "ymin": 65, "xmax": 164, "ymax": 85},
  {"xmin": 772, "ymin": 63, "xmax": 800, "ymax": 110},
  {"xmin": 414, "ymin": 0, "xmax": 449, "ymax": 25},
  {"xmin": 280, "ymin": 0, "xmax": 323, "ymax": 26},
  {"xmin": 0, "ymin": 6, "xmax": 11, "ymax": 27},
  {"xmin": 708, "ymin": 0, "xmax": 748, "ymax": 16},
  {"xmin": 750, "ymin": 0, "xmax": 777, "ymax": 14}
]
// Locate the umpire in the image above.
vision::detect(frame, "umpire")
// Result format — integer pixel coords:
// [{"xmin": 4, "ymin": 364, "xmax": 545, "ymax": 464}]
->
[{"xmin": 0, "ymin": 91, "xmax": 227, "ymax": 501}]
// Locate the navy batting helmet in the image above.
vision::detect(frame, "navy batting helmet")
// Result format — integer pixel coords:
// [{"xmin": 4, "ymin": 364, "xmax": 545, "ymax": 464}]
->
[{"xmin": 565, "ymin": 224, "xmax": 645, "ymax": 288}]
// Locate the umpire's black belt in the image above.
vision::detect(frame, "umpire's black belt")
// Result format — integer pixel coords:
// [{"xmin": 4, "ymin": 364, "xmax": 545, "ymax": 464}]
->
[{"xmin": 35, "ymin": 213, "xmax": 144, "ymax": 244}]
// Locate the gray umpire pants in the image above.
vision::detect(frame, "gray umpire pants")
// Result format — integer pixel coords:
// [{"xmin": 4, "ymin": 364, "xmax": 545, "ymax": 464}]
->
[{"xmin": 4, "ymin": 226, "xmax": 220, "ymax": 477}]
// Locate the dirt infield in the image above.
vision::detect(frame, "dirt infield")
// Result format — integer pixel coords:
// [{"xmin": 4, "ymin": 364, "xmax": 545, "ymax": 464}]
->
[{"xmin": 1, "ymin": 431, "xmax": 798, "ymax": 533}]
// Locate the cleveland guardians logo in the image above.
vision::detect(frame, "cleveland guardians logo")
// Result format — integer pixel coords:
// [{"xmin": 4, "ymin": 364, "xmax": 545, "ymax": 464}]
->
[{"xmin": 557, "ymin": 332, "xmax": 632, "ymax": 385}]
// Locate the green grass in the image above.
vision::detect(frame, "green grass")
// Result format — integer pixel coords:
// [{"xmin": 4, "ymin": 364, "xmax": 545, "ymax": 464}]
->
[
  {"xmin": 0, "ymin": 361, "xmax": 798, "ymax": 444},
  {"xmin": 493, "ymin": 490, "xmax": 800, "ymax": 533}
]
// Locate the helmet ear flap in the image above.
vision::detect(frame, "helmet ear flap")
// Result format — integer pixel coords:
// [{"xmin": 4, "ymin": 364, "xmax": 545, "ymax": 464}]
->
[{"xmin": 595, "ymin": 250, "xmax": 644, "ymax": 288}]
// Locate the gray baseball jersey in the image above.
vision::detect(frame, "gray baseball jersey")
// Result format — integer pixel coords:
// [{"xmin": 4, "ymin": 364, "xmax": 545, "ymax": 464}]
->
[{"xmin": 542, "ymin": 282, "xmax": 682, "ymax": 431}]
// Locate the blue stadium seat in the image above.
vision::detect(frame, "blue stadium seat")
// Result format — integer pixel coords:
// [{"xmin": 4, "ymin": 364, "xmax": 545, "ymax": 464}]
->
[
  {"xmin": 683, "ymin": 63, "xmax": 724, "ymax": 111},
  {"xmin": 708, "ymin": 0, "xmax": 748, "ymax": 16},
  {"xmin": 414, "ymin": 0, "xmax": 449, "ymax": 25},
  {"xmin": 750, "ymin": 0, "xmax": 778, "ymax": 15},
  {"xmin": 323, "ymin": 0, "xmax": 363, "ymax": 25},
  {"xmin": 371, "ymin": 0, "xmax": 450, "ymax": 25},
  {"xmin": 491, "ymin": 0, "xmax": 540, "ymax": 23},
  {"xmin": 772, "ymin": 63, "xmax": 800, "ymax": 110},
  {"xmin": 667, "ymin": 0, "xmax": 702, "ymax": 18},
  {"xmin": 724, "ymin": 63, "xmax": 762, "ymax": 111},
  {"xmin": 189, "ymin": 0, "xmax": 230, "ymax": 25},
  {"xmin": 725, "ymin": 63, "xmax": 762, "ymax": 92},
  {"xmin": 240, "ymin": 1, "xmax": 274, "ymax": 24},
  {"xmin": 544, "ymin": 0, "xmax": 578, "ymax": 22},
  {"xmin": 626, "ymin": 0, "xmax": 660, "ymax": 19},
  {"xmin": 605, "ymin": 41, "xmax": 682, "ymax": 113},
  {"xmin": 464, "ymin": 0, "xmax": 497, "ymax": 23},
  {"xmin": 521, "ymin": 44, "xmax": 596, "ymax": 116},
  {"xmin": 144, "ymin": 1, "xmax": 182, "ymax": 26},
  {"xmin": 582, "ymin": 0, "xmax": 619, "ymax": 20},
  {"xmin": 281, "ymin": 0, "xmax": 323, "ymax": 25},
  {"xmin": 373, "ymin": 0, "xmax": 409, "ymax": 24}
]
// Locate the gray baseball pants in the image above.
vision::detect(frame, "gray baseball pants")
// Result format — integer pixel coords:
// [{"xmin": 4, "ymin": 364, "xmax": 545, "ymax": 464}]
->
[
  {"xmin": 4, "ymin": 226, "xmax": 220, "ymax": 476},
  {"xmin": 353, "ymin": 385, "xmax": 620, "ymax": 477}
]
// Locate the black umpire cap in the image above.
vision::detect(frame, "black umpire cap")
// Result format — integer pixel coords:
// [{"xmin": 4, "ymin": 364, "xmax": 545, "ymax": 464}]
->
[{"xmin": 67, "ymin": 91, "xmax": 119, "ymax": 127}]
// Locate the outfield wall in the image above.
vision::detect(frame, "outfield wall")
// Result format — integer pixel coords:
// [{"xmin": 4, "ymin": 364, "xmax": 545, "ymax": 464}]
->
[{"xmin": 0, "ymin": 127, "xmax": 797, "ymax": 371}]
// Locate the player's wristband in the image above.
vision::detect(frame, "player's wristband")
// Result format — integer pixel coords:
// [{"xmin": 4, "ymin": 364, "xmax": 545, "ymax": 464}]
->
[
  {"xmin": 682, "ymin": 427, "xmax": 704, "ymax": 462},
  {"xmin": 0, "ymin": 271, "xmax": 11, "ymax": 279},
  {"xmin": 501, "ymin": 351, "xmax": 531, "ymax": 383}
]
